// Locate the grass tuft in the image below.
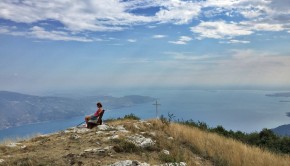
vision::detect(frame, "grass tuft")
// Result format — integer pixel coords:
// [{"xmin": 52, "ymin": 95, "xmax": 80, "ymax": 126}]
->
[{"xmin": 111, "ymin": 138, "xmax": 141, "ymax": 153}]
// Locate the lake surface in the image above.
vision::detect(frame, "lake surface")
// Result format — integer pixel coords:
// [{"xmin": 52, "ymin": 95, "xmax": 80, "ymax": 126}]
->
[{"xmin": 1, "ymin": 90, "xmax": 290, "ymax": 141}]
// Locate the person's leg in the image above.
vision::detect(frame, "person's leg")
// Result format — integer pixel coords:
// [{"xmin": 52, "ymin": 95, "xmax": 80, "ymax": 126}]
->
[{"xmin": 85, "ymin": 116, "xmax": 91, "ymax": 124}]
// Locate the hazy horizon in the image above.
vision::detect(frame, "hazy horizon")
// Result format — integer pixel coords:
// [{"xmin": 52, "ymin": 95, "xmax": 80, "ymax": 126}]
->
[{"xmin": 1, "ymin": 0, "xmax": 290, "ymax": 93}]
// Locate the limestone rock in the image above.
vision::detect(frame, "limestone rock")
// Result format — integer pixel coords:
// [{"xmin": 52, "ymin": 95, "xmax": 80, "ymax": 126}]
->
[
  {"xmin": 107, "ymin": 135, "xmax": 119, "ymax": 140},
  {"xmin": 133, "ymin": 124, "xmax": 140, "ymax": 129},
  {"xmin": 157, "ymin": 162, "xmax": 187, "ymax": 166},
  {"xmin": 162, "ymin": 149, "xmax": 170, "ymax": 155},
  {"xmin": 84, "ymin": 146, "xmax": 112, "ymax": 154},
  {"xmin": 70, "ymin": 134, "xmax": 81, "ymax": 140},
  {"xmin": 109, "ymin": 160, "xmax": 150, "ymax": 166},
  {"xmin": 116, "ymin": 125, "xmax": 129, "ymax": 133},
  {"xmin": 20, "ymin": 145, "xmax": 27, "ymax": 149},
  {"xmin": 96, "ymin": 131, "xmax": 105, "ymax": 135},
  {"xmin": 97, "ymin": 124, "xmax": 111, "ymax": 131},
  {"xmin": 65, "ymin": 127, "xmax": 90, "ymax": 134},
  {"xmin": 127, "ymin": 134, "xmax": 155, "ymax": 148},
  {"xmin": 6, "ymin": 142, "xmax": 21, "ymax": 148}
]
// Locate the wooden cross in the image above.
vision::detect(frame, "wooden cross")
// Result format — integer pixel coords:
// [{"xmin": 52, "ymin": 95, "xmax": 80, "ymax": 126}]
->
[{"xmin": 153, "ymin": 100, "xmax": 161, "ymax": 119}]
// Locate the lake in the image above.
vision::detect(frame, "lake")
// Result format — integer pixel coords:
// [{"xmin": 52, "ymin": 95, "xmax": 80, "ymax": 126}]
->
[{"xmin": 1, "ymin": 89, "xmax": 289, "ymax": 141}]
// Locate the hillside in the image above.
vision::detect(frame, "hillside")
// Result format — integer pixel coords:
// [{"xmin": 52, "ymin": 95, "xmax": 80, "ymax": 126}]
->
[
  {"xmin": 0, "ymin": 91, "xmax": 155, "ymax": 130},
  {"xmin": 1, "ymin": 119, "xmax": 290, "ymax": 166},
  {"xmin": 0, "ymin": 91, "xmax": 85, "ymax": 130},
  {"xmin": 272, "ymin": 124, "xmax": 290, "ymax": 137}
]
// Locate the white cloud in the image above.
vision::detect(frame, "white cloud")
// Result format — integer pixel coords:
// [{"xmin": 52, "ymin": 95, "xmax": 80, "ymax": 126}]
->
[
  {"xmin": 248, "ymin": 22, "xmax": 284, "ymax": 31},
  {"xmin": 155, "ymin": 0, "xmax": 201, "ymax": 24},
  {"xmin": 0, "ymin": 26, "xmax": 9, "ymax": 34},
  {"xmin": 269, "ymin": 0, "xmax": 290, "ymax": 13},
  {"xmin": 128, "ymin": 39, "xmax": 137, "ymax": 43},
  {"xmin": 220, "ymin": 40, "xmax": 250, "ymax": 44},
  {"xmin": 0, "ymin": 0, "xmax": 290, "ymax": 42},
  {"xmin": 239, "ymin": 8, "xmax": 264, "ymax": 18},
  {"xmin": 0, "ymin": 0, "xmax": 204, "ymax": 41},
  {"xmin": 0, "ymin": 25, "xmax": 93, "ymax": 42},
  {"xmin": 169, "ymin": 36, "xmax": 192, "ymax": 45},
  {"xmin": 191, "ymin": 20, "xmax": 286, "ymax": 40},
  {"xmin": 191, "ymin": 21, "xmax": 253, "ymax": 39},
  {"xmin": 201, "ymin": 0, "xmax": 271, "ymax": 10},
  {"xmin": 152, "ymin": 35, "xmax": 166, "ymax": 39},
  {"xmin": 29, "ymin": 26, "xmax": 93, "ymax": 42},
  {"xmin": 165, "ymin": 52, "xmax": 214, "ymax": 61},
  {"xmin": 147, "ymin": 25, "xmax": 157, "ymax": 29},
  {"xmin": 0, "ymin": 0, "xmax": 151, "ymax": 32},
  {"xmin": 201, "ymin": 0, "xmax": 243, "ymax": 9},
  {"xmin": 0, "ymin": 0, "xmax": 201, "ymax": 32},
  {"xmin": 199, "ymin": 0, "xmax": 290, "ymax": 34}
]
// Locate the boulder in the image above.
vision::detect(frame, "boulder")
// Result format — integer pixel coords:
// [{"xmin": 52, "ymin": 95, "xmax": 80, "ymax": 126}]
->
[{"xmin": 127, "ymin": 134, "xmax": 155, "ymax": 148}]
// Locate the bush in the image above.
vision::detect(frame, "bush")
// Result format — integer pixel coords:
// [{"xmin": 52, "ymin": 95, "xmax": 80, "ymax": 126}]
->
[
  {"xmin": 158, "ymin": 153, "xmax": 177, "ymax": 163},
  {"xmin": 179, "ymin": 119, "xmax": 290, "ymax": 154},
  {"xmin": 160, "ymin": 114, "xmax": 169, "ymax": 126},
  {"xmin": 123, "ymin": 113, "xmax": 140, "ymax": 120}
]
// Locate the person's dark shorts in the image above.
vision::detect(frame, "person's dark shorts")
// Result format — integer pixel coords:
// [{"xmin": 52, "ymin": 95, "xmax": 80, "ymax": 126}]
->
[{"xmin": 90, "ymin": 115, "xmax": 97, "ymax": 120}]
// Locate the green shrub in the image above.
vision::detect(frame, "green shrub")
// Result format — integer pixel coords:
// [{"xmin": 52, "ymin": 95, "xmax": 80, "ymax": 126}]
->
[
  {"xmin": 158, "ymin": 153, "xmax": 177, "ymax": 163},
  {"xmin": 179, "ymin": 119, "xmax": 290, "ymax": 154},
  {"xmin": 123, "ymin": 113, "xmax": 140, "ymax": 120}
]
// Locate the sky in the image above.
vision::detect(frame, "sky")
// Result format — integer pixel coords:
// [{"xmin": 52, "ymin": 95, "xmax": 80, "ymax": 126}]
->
[{"xmin": 1, "ymin": 0, "xmax": 290, "ymax": 94}]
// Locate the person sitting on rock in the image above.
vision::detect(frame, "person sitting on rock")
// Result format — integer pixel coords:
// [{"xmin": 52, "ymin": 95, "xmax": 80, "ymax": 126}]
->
[{"xmin": 85, "ymin": 102, "xmax": 104, "ymax": 128}]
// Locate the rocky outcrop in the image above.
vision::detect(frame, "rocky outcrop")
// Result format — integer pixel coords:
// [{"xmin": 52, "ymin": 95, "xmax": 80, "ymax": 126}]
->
[{"xmin": 126, "ymin": 134, "xmax": 155, "ymax": 148}]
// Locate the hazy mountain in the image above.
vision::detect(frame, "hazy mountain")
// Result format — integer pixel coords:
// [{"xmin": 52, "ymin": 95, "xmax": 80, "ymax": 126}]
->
[
  {"xmin": 0, "ymin": 91, "xmax": 155, "ymax": 130},
  {"xmin": 266, "ymin": 92, "xmax": 290, "ymax": 97},
  {"xmin": 272, "ymin": 124, "xmax": 290, "ymax": 137}
]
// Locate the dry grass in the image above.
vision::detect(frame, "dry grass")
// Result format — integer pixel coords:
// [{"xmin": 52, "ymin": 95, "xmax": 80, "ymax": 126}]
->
[
  {"xmin": 1, "ymin": 119, "xmax": 289, "ymax": 166},
  {"xmin": 0, "ymin": 133, "xmax": 40, "ymax": 145},
  {"xmin": 149, "ymin": 120, "xmax": 290, "ymax": 166}
]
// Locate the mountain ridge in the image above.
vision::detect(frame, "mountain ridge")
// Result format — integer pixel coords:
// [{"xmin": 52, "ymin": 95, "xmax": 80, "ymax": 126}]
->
[
  {"xmin": 0, "ymin": 91, "xmax": 155, "ymax": 130},
  {"xmin": 272, "ymin": 124, "xmax": 290, "ymax": 137}
]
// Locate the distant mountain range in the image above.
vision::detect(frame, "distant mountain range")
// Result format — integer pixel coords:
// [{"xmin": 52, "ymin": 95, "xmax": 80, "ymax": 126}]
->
[
  {"xmin": 0, "ymin": 91, "xmax": 155, "ymax": 130},
  {"xmin": 266, "ymin": 92, "xmax": 290, "ymax": 137},
  {"xmin": 266, "ymin": 92, "xmax": 290, "ymax": 97},
  {"xmin": 272, "ymin": 124, "xmax": 290, "ymax": 137}
]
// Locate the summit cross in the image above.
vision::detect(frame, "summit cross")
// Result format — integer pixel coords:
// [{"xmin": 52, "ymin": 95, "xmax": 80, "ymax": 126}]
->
[{"xmin": 153, "ymin": 100, "xmax": 161, "ymax": 119}]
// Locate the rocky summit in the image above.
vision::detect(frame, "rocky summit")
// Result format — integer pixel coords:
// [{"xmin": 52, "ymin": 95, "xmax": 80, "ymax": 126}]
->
[{"xmin": 0, "ymin": 119, "xmax": 211, "ymax": 166}]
